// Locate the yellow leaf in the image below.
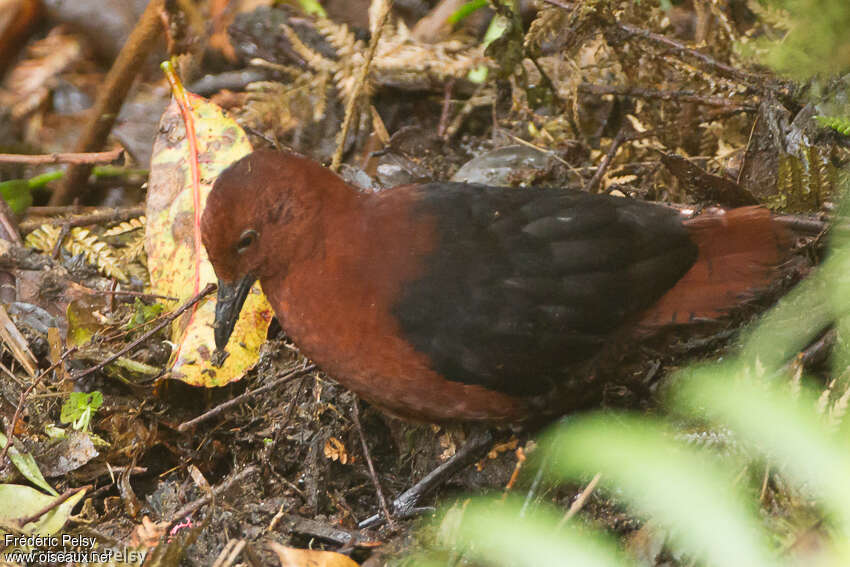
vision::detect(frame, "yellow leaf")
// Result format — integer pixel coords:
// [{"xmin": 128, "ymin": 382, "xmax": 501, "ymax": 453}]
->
[{"xmin": 146, "ymin": 66, "xmax": 273, "ymax": 387}]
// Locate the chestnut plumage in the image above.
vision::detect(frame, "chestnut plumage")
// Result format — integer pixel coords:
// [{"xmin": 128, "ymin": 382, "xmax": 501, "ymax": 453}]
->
[{"xmin": 201, "ymin": 149, "xmax": 790, "ymax": 422}]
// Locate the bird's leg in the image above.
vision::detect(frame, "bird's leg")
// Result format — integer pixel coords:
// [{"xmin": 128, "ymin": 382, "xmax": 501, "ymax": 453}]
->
[
  {"xmin": 358, "ymin": 429, "xmax": 495, "ymax": 528},
  {"xmin": 351, "ymin": 399, "xmax": 396, "ymax": 529}
]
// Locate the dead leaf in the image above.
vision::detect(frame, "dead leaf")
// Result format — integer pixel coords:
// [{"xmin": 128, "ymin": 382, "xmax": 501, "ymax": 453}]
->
[
  {"xmin": 35, "ymin": 430, "xmax": 98, "ymax": 477},
  {"xmin": 0, "ymin": 27, "xmax": 84, "ymax": 119},
  {"xmin": 487, "ymin": 437, "xmax": 519, "ymax": 460},
  {"xmin": 130, "ymin": 515, "xmax": 168, "ymax": 549},
  {"xmin": 324, "ymin": 437, "xmax": 351, "ymax": 464},
  {"xmin": 438, "ymin": 431, "xmax": 457, "ymax": 461},
  {"xmin": 146, "ymin": 65, "xmax": 274, "ymax": 387},
  {"xmin": 267, "ymin": 541, "xmax": 360, "ymax": 567}
]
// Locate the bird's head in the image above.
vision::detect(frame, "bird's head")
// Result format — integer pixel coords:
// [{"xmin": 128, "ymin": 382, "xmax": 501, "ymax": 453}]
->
[{"xmin": 201, "ymin": 149, "xmax": 353, "ymax": 350}]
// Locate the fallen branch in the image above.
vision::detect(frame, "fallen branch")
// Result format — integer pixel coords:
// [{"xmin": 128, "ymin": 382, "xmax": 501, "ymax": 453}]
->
[
  {"xmin": 20, "ymin": 205, "xmax": 145, "ymax": 234},
  {"xmin": 283, "ymin": 514, "xmax": 382, "ymax": 548},
  {"xmin": 556, "ymin": 473, "xmax": 601, "ymax": 528},
  {"xmin": 585, "ymin": 128, "xmax": 627, "ymax": 193},
  {"xmin": 0, "ymin": 148, "xmax": 123, "ymax": 166},
  {"xmin": 578, "ymin": 83, "xmax": 755, "ymax": 110},
  {"xmin": 50, "ymin": 0, "xmax": 164, "ymax": 205},
  {"xmin": 613, "ymin": 23, "xmax": 789, "ymax": 98}
]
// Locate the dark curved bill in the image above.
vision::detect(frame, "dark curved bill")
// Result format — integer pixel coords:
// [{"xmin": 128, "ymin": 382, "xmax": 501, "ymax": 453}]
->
[{"xmin": 214, "ymin": 275, "xmax": 256, "ymax": 350}]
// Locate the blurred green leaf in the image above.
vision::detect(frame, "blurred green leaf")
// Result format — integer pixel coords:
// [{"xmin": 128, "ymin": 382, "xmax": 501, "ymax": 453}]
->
[
  {"xmin": 0, "ymin": 180, "xmax": 33, "ymax": 214},
  {"xmin": 543, "ymin": 416, "xmax": 776, "ymax": 567},
  {"xmin": 449, "ymin": 0, "xmax": 488, "ymax": 25},
  {"xmin": 449, "ymin": 499, "xmax": 636, "ymax": 567},
  {"xmin": 675, "ymin": 375, "xmax": 850, "ymax": 536},
  {"xmin": 756, "ymin": 0, "xmax": 850, "ymax": 79},
  {"xmin": 294, "ymin": 0, "xmax": 326, "ymax": 17},
  {"xmin": 0, "ymin": 170, "xmax": 64, "ymax": 214}
]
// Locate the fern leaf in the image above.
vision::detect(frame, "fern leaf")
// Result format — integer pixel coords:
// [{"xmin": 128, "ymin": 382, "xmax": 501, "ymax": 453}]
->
[
  {"xmin": 66, "ymin": 228, "xmax": 127, "ymax": 282},
  {"xmin": 103, "ymin": 216, "xmax": 145, "ymax": 237},
  {"xmin": 25, "ymin": 224, "xmax": 62, "ymax": 252}
]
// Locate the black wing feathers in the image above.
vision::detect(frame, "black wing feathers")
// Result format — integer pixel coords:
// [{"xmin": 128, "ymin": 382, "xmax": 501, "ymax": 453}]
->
[{"xmin": 393, "ymin": 183, "xmax": 697, "ymax": 396}]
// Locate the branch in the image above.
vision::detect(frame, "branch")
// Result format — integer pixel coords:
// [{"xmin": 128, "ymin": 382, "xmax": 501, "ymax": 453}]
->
[
  {"xmin": 50, "ymin": 0, "xmax": 164, "ymax": 205},
  {"xmin": 0, "ymin": 149, "xmax": 123, "ymax": 166}
]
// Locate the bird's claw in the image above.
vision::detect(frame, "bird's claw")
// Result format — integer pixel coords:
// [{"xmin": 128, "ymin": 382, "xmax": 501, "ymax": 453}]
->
[{"xmin": 358, "ymin": 502, "xmax": 435, "ymax": 529}]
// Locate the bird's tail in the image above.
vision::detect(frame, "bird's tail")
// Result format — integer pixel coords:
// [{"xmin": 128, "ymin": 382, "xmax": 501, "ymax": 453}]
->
[{"xmin": 639, "ymin": 206, "xmax": 792, "ymax": 327}]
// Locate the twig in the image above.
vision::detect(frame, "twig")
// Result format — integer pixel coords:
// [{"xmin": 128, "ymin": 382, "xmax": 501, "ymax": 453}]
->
[
  {"xmin": 0, "ymin": 198, "xmax": 22, "ymax": 245},
  {"xmin": 0, "ymin": 149, "xmax": 123, "ymax": 166},
  {"xmin": 50, "ymin": 0, "xmax": 164, "ymax": 205},
  {"xmin": 799, "ymin": 329, "xmax": 835, "ymax": 369},
  {"xmin": 352, "ymin": 399, "xmax": 395, "ymax": 529},
  {"xmin": 613, "ymin": 23, "xmax": 780, "ymax": 94},
  {"xmin": 177, "ymin": 363, "xmax": 317, "ymax": 432},
  {"xmin": 615, "ymin": 108, "xmax": 750, "ymax": 149},
  {"xmin": 438, "ymin": 78, "xmax": 455, "ymax": 139},
  {"xmin": 759, "ymin": 465, "xmax": 770, "ymax": 503},
  {"xmin": 86, "ymin": 288, "xmax": 178, "ymax": 302},
  {"xmin": 0, "ymin": 303, "xmax": 38, "ymax": 377},
  {"xmin": 212, "ymin": 539, "xmax": 246, "ymax": 567},
  {"xmin": 444, "ymin": 84, "xmax": 493, "ymax": 140},
  {"xmin": 73, "ymin": 525, "xmax": 124, "ymax": 548},
  {"xmin": 330, "ymin": 0, "xmax": 394, "ymax": 172},
  {"xmin": 284, "ymin": 515, "xmax": 382, "ymax": 548},
  {"xmin": 775, "ymin": 215, "xmax": 827, "ymax": 236},
  {"xmin": 15, "ymin": 485, "xmax": 91, "ymax": 527},
  {"xmin": 556, "ymin": 473, "xmax": 601, "ymax": 528},
  {"xmin": 519, "ymin": 451, "xmax": 549, "ymax": 518},
  {"xmin": 21, "ymin": 205, "xmax": 145, "ymax": 234},
  {"xmin": 166, "ymin": 466, "xmax": 258, "ymax": 530},
  {"xmin": 0, "ymin": 347, "xmax": 79, "ymax": 465},
  {"xmin": 51, "ymin": 224, "xmax": 70, "ymax": 259},
  {"xmin": 738, "ymin": 112, "xmax": 760, "ymax": 186},
  {"xmin": 71, "ymin": 283, "xmax": 217, "ymax": 380},
  {"xmin": 27, "ymin": 206, "xmax": 99, "ymax": 215},
  {"xmin": 539, "ymin": 0, "xmax": 572, "ymax": 9},
  {"xmin": 577, "ymin": 83, "xmax": 755, "ymax": 110},
  {"xmin": 585, "ymin": 128, "xmax": 627, "ymax": 193},
  {"xmin": 502, "ymin": 446, "xmax": 527, "ymax": 494}
]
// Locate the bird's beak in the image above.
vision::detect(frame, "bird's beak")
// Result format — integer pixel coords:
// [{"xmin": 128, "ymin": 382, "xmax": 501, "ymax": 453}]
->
[{"xmin": 214, "ymin": 275, "xmax": 257, "ymax": 350}]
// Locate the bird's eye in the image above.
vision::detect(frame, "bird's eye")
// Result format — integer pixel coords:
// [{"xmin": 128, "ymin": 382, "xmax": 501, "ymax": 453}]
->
[{"xmin": 236, "ymin": 229, "xmax": 258, "ymax": 254}]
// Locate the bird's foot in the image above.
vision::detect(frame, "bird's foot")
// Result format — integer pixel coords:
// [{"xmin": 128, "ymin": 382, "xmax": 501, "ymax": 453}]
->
[{"xmin": 358, "ymin": 429, "xmax": 495, "ymax": 528}]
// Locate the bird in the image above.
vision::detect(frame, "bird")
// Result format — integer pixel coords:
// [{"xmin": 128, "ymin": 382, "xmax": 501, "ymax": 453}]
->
[{"xmin": 201, "ymin": 148, "xmax": 791, "ymax": 424}]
